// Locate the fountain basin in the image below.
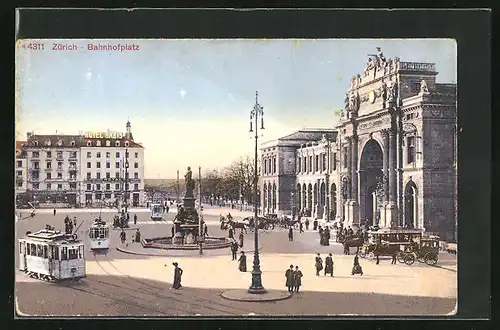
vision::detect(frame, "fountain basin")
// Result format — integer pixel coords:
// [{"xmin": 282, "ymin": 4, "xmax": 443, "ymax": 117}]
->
[{"xmin": 141, "ymin": 236, "xmax": 232, "ymax": 250}]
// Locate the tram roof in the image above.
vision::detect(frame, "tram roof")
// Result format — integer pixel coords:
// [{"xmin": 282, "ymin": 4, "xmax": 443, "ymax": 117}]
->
[{"xmin": 25, "ymin": 229, "xmax": 74, "ymax": 241}]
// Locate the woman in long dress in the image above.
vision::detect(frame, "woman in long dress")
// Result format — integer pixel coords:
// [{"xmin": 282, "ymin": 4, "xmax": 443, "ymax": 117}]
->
[
  {"xmin": 172, "ymin": 262, "xmax": 183, "ymax": 289},
  {"xmin": 315, "ymin": 253, "xmax": 323, "ymax": 276},
  {"xmin": 238, "ymin": 251, "xmax": 247, "ymax": 272},
  {"xmin": 351, "ymin": 253, "xmax": 363, "ymax": 276}
]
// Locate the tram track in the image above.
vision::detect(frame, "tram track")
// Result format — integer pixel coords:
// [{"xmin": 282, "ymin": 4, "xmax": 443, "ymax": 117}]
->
[{"xmin": 90, "ymin": 253, "xmax": 257, "ymax": 315}]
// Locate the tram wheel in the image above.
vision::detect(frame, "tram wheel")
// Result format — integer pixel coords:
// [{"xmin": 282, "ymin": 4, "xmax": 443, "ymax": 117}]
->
[{"xmin": 404, "ymin": 253, "xmax": 415, "ymax": 266}]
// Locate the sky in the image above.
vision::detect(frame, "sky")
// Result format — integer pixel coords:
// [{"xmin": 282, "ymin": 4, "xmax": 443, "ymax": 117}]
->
[{"xmin": 15, "ymin": 39, "xmax": 456, "ymax": 178}]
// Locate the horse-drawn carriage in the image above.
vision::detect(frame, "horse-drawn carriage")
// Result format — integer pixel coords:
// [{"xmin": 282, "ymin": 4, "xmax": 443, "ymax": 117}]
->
[
  {"xmin": 359, "ymin": 228, "xmax": 423, "ymax": 260},
  {"xmin": 396, "ymin": 235, "xmax": 440, "ymax": 266},
  {"xmin": 220, "ymin": 214, "xmax": 248, "ymax": 233}
]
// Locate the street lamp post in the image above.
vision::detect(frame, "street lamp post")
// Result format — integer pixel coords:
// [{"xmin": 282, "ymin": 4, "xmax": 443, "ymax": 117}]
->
[
  {"xmin": 124, "ymin": 149, "xmax": 130, "ymax": 214},
  {"xmin": 324, "ymin": 136, "xmax": 331, "ymax": 222},
  {"xmin": 198, "ymin": 166, "xmax": 203, "ymax": 255},
  {"xmin": 248, "ymin": 91, "xmax": 266, "ymax": 294}
]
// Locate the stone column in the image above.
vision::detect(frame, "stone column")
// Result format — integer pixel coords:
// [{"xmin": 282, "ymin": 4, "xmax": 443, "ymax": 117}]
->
[
  {"xmin": 387, "ymin": 128, "xmax": 398, "ymax": 228},
  {"xmin": 350, "ymin": 134, "xmax": 359, "ymax": 226},
  {"xmin": 380, "ymin": 129, "xmax": 390, "ymax": 227}
]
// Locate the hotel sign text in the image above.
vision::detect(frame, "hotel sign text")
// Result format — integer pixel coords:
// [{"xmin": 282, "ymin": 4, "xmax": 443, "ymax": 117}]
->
[{"xmin": 82, "ymin": 130, "xmax": 125, "ymax": 139}]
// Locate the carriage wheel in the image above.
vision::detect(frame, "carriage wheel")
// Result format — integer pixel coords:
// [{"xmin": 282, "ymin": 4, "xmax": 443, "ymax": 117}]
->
[
  {"xmin": 367, "ymin": 252, "xmax": 375, "ymax": 260},
  {"xmin": 404, "ymin": 253, "xmax": 415, "ymax": 265},
  {"xmin": 359, "ymin": 248, "xmax": 366, "ymax": 258},
  {"xmin": 424, "ymin": 252, "xmax": 438, "ymax": 266},
  {"xmin": 397, "ymin": 252, "xmax": 406, "ymax": 263}
]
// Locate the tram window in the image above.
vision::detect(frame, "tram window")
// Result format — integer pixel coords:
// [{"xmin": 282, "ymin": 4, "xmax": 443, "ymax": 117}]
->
[
  {"xmin": 43, "ymin": 245, "xmax": 48, "ymax": 259},
  {"xmin": 26, "ymin": 244, "xmax": 31, "ymax": 256},
  {"xmin": 37, "ymin": 245, "xmax": 43, "ymax": 257},
  {"xmin": 99, "ymin": 228, "xmax": 105, "ymax": 238},
  {"xmin": 94, "ymin": 229, "xmax": 100, "ymax": 238},
  {"xmin": 78, "ymin": 246, "xmax": 83, "ymax": 259},
  {"xmin": 69, "ymin": 249, "xmax": 78, "ymax": 260},
  {"xmin": 61, "ymin": 247, "xmax": 68, "ymax": 260}
]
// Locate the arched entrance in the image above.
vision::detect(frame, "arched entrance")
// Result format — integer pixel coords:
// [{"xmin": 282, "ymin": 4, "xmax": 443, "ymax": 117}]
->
[
  {"xmin": 359, "ymin": 139, "xmax": 384, "ymax": 223},
  {"xmin": 331, "ymin": 183, "xmax": 337, "ymax": 220},
  {"xmin": 296, "ymin": 183, "xmax": 302, "ymax": 214},
  {"xmin": 404, "ymin": 180, "xmax": 418, "ymax": 228},
  {"xmin": 319, "ymin": 182, "xmax": 326, "ymax": 219},
  {"xmin": 307, "ymin": 183, "xmax": 313, "ymax": 216}
]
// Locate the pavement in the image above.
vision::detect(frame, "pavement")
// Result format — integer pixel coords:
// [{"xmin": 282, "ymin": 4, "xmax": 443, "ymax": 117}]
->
[{"xmin": 14, "ymin": 209, "xmax": 457, "ymax": 316}]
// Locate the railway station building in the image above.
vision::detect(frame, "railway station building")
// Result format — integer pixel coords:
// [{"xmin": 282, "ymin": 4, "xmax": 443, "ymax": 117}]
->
[{"xmin": 260, "ymin": 49, "xmax": 457, "ymax": 241}]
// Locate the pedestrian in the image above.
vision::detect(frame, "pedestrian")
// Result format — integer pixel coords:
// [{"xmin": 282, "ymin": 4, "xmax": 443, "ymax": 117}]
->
[
  {"xmin": 285, "ymin": 265, "xmax": 294, "ymax": 293},
  {"xmin": 126, "ymin": 213, "xmax": 130, "ymax": 222},
  {"xmin": 171, "ymin": 226, "xmax": 175, "ymax": 238},
  {"xmin": 313, "ymin": 219, "xmax": 318, "ymax": 231},
  {"xmin": 135, "ymin": 228, "xmax": 141, "ymax": 243},
  {"xmin": 351, "ymin": 252, "xmax": 363, "ymax": 276},
  {"xmin": 171, "ymin": 262, "xmax": 183, "ymax": 289},
  {"xmin": 391, "ymin": 251, "xmax": 397, "ymax": 265},
  {"xmin": 73, "ymin": 216, "xmax": 77, "ymax": 227},
  {"xmin": 228, "ymin": 227, "xmax": 234, "ymax": 239},
  {"xmin": 324, "ymin": 227, "xmax": 331, "ymax": 246},
  {"xmin": 293, "ymin": 266, "xmax": 303, "ymax": 293},
  {"xmin": 238, "ymin": 251, "xmax": 247, "ymax": 272},
  {"xmin": 53, "ymin": 208, "xmax": 56, "ymax": 216},
  {"xmin": 166, "ymin": 205, "xmax": 170, "ymax": 213},
  {"xmin": 376, "ymin": 252, "xmax": 380, "ymax": 265},
  {"xmin": 231, "ymin": 240, "xmax": 238, "ymax": 260},
  {"xmin": 315, "ymin": 253, "xmax": 323, "ymax": 276},
  {"xmin": 238, "ymin": 231, "xmax": 244, "ymax": 248},
  {"xmin": 305, "ymin": 218, "xmax": 310, "ymax": 230},
  {"xmin": 120, "ymin": 229, "xmax": 126, "ymax": 244},
  {"xmin": 299, "ymin": 221, "xmax": 304, "ymax": 233},
  {"xmin": 288, "ymin": 226, "xmax": 294, "ymax": 242},
  {"xmin": 325, "ymin": 253, "xmax": 334, "ymax": 277},
  {"xmin": 134, "ymin": 214, "xmax": 137, "ymax": 225},
  {"xmin": 204, "ymin": 223, "xmax": 208, "ymax": 236}
]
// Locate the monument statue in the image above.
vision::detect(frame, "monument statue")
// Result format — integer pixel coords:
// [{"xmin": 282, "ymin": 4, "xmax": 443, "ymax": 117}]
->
[
  {"xmin": 184, "ymin": 166, "xmax": 195, "ymax": 196},
  {"xmin": 419, "ymin": 79, "xmax": 429, "ymax": 95}
]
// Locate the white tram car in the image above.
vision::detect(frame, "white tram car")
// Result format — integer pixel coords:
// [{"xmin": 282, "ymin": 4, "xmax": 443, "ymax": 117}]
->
[
  {"xmin": 18, "ymin": 229, "xmax": 86, "ymax": 281},
  {"xmin": 89, "ymin": 218, "xmax": 110, "ymax": 250},
  {"xmin": 150, "ymin": 203, "xmax": 163, "ymax": 221}
]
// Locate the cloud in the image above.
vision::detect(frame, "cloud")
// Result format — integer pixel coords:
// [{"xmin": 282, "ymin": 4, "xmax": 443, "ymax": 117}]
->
[{"xmin": 179, "ymin": 89, "xmax": 186, "ymax": 99}]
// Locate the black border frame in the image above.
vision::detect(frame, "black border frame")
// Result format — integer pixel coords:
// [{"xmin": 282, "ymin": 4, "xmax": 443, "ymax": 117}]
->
[{"xmin": 6, "ymin": 7, "xmax": 491, "ymax": 330}]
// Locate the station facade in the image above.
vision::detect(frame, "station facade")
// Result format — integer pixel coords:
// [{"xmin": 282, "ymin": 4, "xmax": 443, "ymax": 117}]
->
[{"xmin": 260, "ymin": 49, "xmax": 457, "ymax": 241}]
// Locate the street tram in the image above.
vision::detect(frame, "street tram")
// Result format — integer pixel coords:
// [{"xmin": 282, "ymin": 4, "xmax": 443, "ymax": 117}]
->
[
  {"xmin": 150, "ymin": 203, "xmax": 163, "ymax": 221},
  {"xmin": 360, "ymin": 228, "xmax": 424, "ymax": 260},
  {"xmin": 18, "ymin": 229, "xmax": 86, "ymax": 282},
  {"xmin": 88, "ymin": 218, "xmax": 110, "ymax": 251}
]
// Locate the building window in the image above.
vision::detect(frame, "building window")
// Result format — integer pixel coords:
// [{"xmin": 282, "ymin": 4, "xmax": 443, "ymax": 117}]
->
[
  {"xmin": 96, "ymin": 172, "xmax": 101, "ymax": 179},
  {"xmin": 106, "ymin": 183, "xmax": 110, "ymax": 190},
  {"xmin": 106, "ymin": 140, "xmax": 111, "ymax": 147},
  {"xmin": 17, "ymin": 180, "xmax": 23, "ymax": 187},
  {"xmin": 264, "ymin": 159, "xmax": 267, "ymax": 174},
  {"xmin": 87, "ymin": 184, "xmax": 91, "ymax": 190},
  {"xmin": 69, "ymin": 183, "xmax": 76, "ymax": 189},
  {"xmin": 96, "ymin": 152, "xmax": 101, "ymax": 158},
  {"xmin": 57, "ymin": 184, "xmax": 62, "ymax": 190},
  {"xmin": 125, "ymin": 173, "xmax": 129, "ymax": 180},
  {"xmin": 303, "ymin": 157, "xmax": 306, "ymax": 172},
  {"xmin": 57, "ymin": 151, "xmax": 63, "ymax": 159},
  {"xmin": 115, "ymin": 161, "xmax": 120, "ymax": 168},
  {"xmin": 125, "ymin": 183, "xmax": 129, "ymax": 190},
  {"xmin": 17, "ymin": 170, "xmax": 22, "ymax": 176},
  {"xmin": 57, "ymin": 162, "xmax": 63, "ymax": 170},
  {"xmin": 87, "ymin": 152, "xmax": 91, "ymax": 158},
  {"xmin": 268, "ymin": 159, "xmax": 271, "ymax": 174},
  {"xmin": 134, "ymin": 152, "xmax": 138, "ymax": 158},
  {"xmin": 115, "ymin": 141, "xmax": 120, "ymax": 147},
  {"xmin": 95, "ymin": 193, "xmax": 102, "ymax": 200},
  {"xmin": 343, "ymin": 147, "xmax": 348, "ymax": 168},
  {"xmin": 46, "ymin": 173, "xmax": 51, "ymax": 180},
  {"xmin": 96, "ymin": 162, "xmax": 101, "ymax": 169},
  {"xmin": 134, "ymin": 162, "xmax": 138, "ymax": 169},
  {"xmin": 96, "ymin": 184, "xmax": 101, "ymax": 190},
  {"xmin": 106, "ymin": 162, "xmax": 110, "ymax": 168},
  {"xmin": 46, "ymin": 151, "xmax": 52, "ymax": 158},
  {"xmin": 322, "ymin": 153, "xmax": 327, "ymax": 171},
  {"xmin": 87, "ymin": 162, "xmax": 91, "ymax": 169},
  {"xmin": 106, "ymin": 172, "xmax": 110, "ymax": 179},
  {"xmin": 125, "ymin": 141, "xmax": 129, "ymax": 147},
  {"xmin": 134, "ymin": 172, "xmax": 139, "ymax": 179},
  {"xmin": 115, "ymin": 183, "xmax": 120, "ymax": 190},
  {"xmin": 70, "ymin": 141, "xmax": 75, "ymax": 147},
  {"xmin": 57, "ymin": 172, "xmax": 62, "ymax": 179},
  {"xmin": 333, "ymin": 152, "xmax": 337, "ymax": 171},
  {"xmin": 46, "ymin": 161, "xmax": 52, "ymax": 169},
  {"xmin": 115, "ymin": 172, "xmax": 120, "ymax": 179},
  {"xmin": 17, "ymin": 160, "xmax": 22, "ymax": 168},
  {"xmin": 87, "ymin": 172, "xmax": 91, "ymax": 180},
  {"xmin": 272, "ymin": 158, "xmax": 276, "ymax": 174},
  {"xmin": 315, "ymin": 155, "xmax": 319, "ymax": 172},
  {"xmin": 47, "ymin": 183, "xmax": 51, "ymax": 190},
  {"xmin": 134, "ymin": 183, "xmax": 139, "ymax": 191},
  {"xmin": 106, "ymin": 152, "xmax": 110, "ymax": 158},
  {"xmin": 407, "ymin": 136, "xmax": 416, "ymax": 164},
  {"xmin": 87, "ymin": 141, "xmax": 92, "ymax": 147},
  {"xmin": 96, "ymin": 141, "xmax": 101, "ymax": 147},
  {"xmin": 34, "ymin": 161, "xmax": 39, "ymax": 169},
  {"xmin": 70, "ymin": 151, "xmax": 77, "ymax": 158},
  {"xmin": 116, "ymin": 152, "xmax": 120, "ymax": 158},
  {"xmin": 32, "ymin": 151, "xmax": 39, "ymax": 158},
  {"xmin": 105, "ymin": 193, "xmax": 111, "ymax": 199},
  {"xmin": 32, "ymin": 183, "xmax": 39, "ymax": 189}
]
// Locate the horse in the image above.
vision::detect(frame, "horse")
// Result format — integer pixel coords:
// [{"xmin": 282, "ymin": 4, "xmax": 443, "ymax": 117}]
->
[
  {"xmin": 343, "ymin": 235, "xmax": 365, "ymax": 255},
  {"xmin": 228, "ymin": 220, "xmax": 247, "ymax": 233}
]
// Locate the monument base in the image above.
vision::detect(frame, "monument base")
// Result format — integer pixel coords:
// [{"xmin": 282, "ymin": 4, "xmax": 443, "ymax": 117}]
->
[{"xmin": 386, "ymin": 202, "xmax": 399, "ymax": 228}]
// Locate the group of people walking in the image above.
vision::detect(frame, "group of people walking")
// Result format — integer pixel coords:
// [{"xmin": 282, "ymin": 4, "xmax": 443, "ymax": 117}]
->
[
  {"xmin": 285, "ymin": 265, "xmax": 303, "ymax": 293},
  {"xmin": 63, "ymin": 215, "xmax": 76, "ymax": 235},
  {"xmin": 314, "ymin": 252, "xmax": 363, "ymax": 277}
]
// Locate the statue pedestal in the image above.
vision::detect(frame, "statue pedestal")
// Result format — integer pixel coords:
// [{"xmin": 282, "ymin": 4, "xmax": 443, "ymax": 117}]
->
[
  {"xmin": 185, "ymin": 232, "xmax": 196, "ymax": 244},
  {"xmin": 173, "ymin": 232, "xmax": 183, "ymax": 245}
]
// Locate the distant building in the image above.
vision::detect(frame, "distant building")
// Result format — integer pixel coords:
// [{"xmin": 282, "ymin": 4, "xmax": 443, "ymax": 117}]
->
[
  {"xmin": 261, "ymin": 49, "xmax": 457, "ymax": 241},
  {"xmin": 15, "ymin": 141, "xmax": 28, "ymax": 199},
  {"xmin": 18, "ymin": 121, "xmax": 146, "ymax": 208}
]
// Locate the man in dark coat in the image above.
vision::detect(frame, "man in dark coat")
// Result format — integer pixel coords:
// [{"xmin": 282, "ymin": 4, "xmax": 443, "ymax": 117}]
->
[
  {"xmin": 238, "ymin": 251, "xmax": 247, "ymax": 272},
  {"xmin": 325, "ymin": 253, "xmax": 334, "ymax": 277},
  {"xmin": 53, "ymin": 208, "xmax": 57, "ymax": 216},
  {"xmin": 324, "ymin": 228, "xmax": 330, "ymax": 246},
  {"xmin": 391, "ymin": 251, "xmax": 397, "ymax": 265},
  {"xmin": 231, "ymin": 241, "xmax": 238, "ymax": 260},
  {"xmin": 171, "ymin": 226, "xmax": 175, "ymax": 238},
  {"xmin": 135, "ymin": 228, "xmax": 141, "ymax": 243},
  {"xmin": 313, "ymin": 219, "xmax": 318, "ymax": 231},
  {"xmin": 315, "ymin": 253, "xmax": 323, "ymax": 276},
  {"xmin": 134, "ymin": 214, "xmax": 138, "ymax": 225},
  {"xmin": 305, "ymin": 219, "xmax": 310, "ymax": 230},
  {"xmin": 288, "ymin": 226, "xmax": 294, "ymax": 242},
  {"xmin": 228, "ymin": 227, "xmax": 234, "ymax": 239},
  {"xmin": 285, "ymin": 265, "xmax": 294, "ymax": 293},
  {"xmin": 293, "ymin": 266, "xmax": 303, "ymax": 293},
  {"xmin": 352, "ymin": 252, "xmax": 363, "ymax": 276},
  {"xmin": 299, "ymin": 222, "xmax": 304, "ymax": 233},
  {"xmin": 73, "ymin": 216, "xmax": 77, "ymax": 227},
  {"xmin": 120, "ymin": 230, "xmax": 126, "ymax": 244},
  {"xmin": 204, "ymin": 223, "xmax": 208, "ymax": 236},
  {"xmin": 171, "ymin": 262, "xmax": 183, "ymax": 289},
  {"xmin": 238, "ymin": 231, "xmax": 244, "ymax": 248}
]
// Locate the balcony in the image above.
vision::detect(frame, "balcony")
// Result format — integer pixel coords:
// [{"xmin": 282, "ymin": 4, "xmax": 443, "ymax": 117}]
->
[
  {"xmin": 69, "ymin": 177, "xmax": 77, "ymax": 182},
  {"xmin": 44, "ymin": 168, "xmax": 52, "ymax": 172},
  {"xmin": 68, "ymin": 155, "xmax": 78, "ymax": 161},
  {"xmin": 56, "ymin": 167, "xmax": 63, "ymax": 171},
  {"xmin": 56, "ymin": 156, "xmax": 64, "ymax": 161},
  {"xmin": 69, "ymin": 166, "xmax": 78, "ymax": 171},
  {"xmin": 30, "ymin": 168, "xmax": 40, "ymax": 173}
]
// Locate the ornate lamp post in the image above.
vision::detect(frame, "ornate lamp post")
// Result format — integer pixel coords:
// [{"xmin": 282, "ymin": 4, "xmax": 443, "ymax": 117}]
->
[
  {"xmin": 248, "ymin": 91, "xmax": 266, "ymax": 294},
  {"xmin": 124, "ymin": 149, "xmax": 129, "ymax": 214}
]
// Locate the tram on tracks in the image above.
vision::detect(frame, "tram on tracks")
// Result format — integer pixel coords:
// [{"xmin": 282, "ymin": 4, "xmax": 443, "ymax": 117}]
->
[
  {"xmin": 150, "ymin": 203, "xmax": 163, "ymax": 221},
  {"xmin": 89, "ymin": 218, "xmax": 110, "ymax": 251},
  {"xmin": 18, "ymin": 228, "xmax": 86, "ymax": 282}
]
